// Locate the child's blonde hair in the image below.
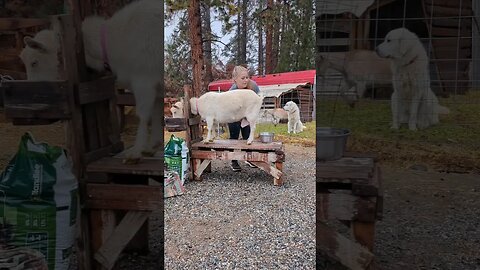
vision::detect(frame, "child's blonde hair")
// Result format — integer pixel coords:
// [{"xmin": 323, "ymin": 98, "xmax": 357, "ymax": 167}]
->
[
  {"xmin": 232, "ymin": 65, "xmax": 255, "ymax": 90},
  {"xmin": 232, "ymin": 65, "xmax": 249, "ymax": 79}
]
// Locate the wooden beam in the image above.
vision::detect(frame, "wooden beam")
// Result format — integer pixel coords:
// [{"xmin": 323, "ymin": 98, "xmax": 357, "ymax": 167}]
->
[
  {"xmin": 0, "ymin": 18, "xmax": 49, "ymax": 31},
  {"xmin": 191, "ymin": 150, "xmax": 283, "ymax": 163},
  {"xmin": 87, "ymin": 156, "xmax": 163, "ymax": 176},
  {"xmin": 194, "ymin": 159, "xmax": 211, "ymax": 178},
  {"xmin": 78, "ymin": 76, "xmax": 116, "ymax": 105},
  {"xmin": 85, "ymin": 184, "xmax": 162, "ymax": 211},
  {"xmin": 94, "ymin": 211, "xmax": 150, "ymax": 270},
  {"xmin": 317, "ymin": 193, "xmax": 377, "ymax": 222},
  {"xmin": 317, "ymin": 221, "xmax": 374, "ymax": 270},
  {"xmin": 250, "ymin": 161, "xmax": 282, "ymax": 180},
  {"xmin": 2, "ymin": 81, "xmax": 72, "ymax": 120}
]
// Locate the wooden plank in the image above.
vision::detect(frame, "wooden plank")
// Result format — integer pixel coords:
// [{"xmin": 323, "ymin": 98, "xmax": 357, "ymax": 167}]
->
[
  {"xmin": 2, "ymin": 81, "xmax": 71, "ymax": 119},
  {"xmin": 194, "ymin": 159, "xmax": 211, "ymax": 179},
  {"xmin": 317, "ymin": 221, "xmax": 374, "ymax": 270},
  {"xmin": 192, "ymin": 159, "xmax": 203, "ymax": 181},
  {"xmin": 317, "ymin": 157, "xmax": 375, "ymax": 180},
  {"xmin": 78, "ymin": 77, "xmax": 116, "ymax": 105},
  {"xmin": 250, "ymin": 161, "xmax": 282, "ymax": 180},
  {"xmin": 84, "ymin": 141, "xmax": 124, "ymax": 164},
  {"xmin": 431, "ymin": 27, "xmax": 471, "ymax": 37},
  {"xmin": 274, "ymin": 162, "xmax": 283, "ymax": 186},
  {"xmin": 90, "ymin": 210, "xmax": 116, "ymax": 270},
  {"xmin": 351, "ymin": 222, "xmax": 376, "ymax": 251},
  {"xmin": 0, "ymin": 18, "xmax": 49, "ymax": 30},
  {"xmin": 10, "ymin": 118, "xmax": 59, "ymax": 125},
  {"xmin": 87, "ymin": 156, "xmax": 163, "ymax": 176},
  {"xmin": 94, "ymin": 211, "xmax": 150, "ymax": 270},
  {"xmin": 0, "ymin": 69, "xmax": 26, "ymax": 80},
  {"xmin": 95, "ymin": 100, "xmax": 113, "ymax": 147},
  {"xmin": 317, "ymin": 193, "xmax": 377, "ymax": 222},
  {"xmin": 165, "ymin": 117, "xmax": 187, "ymax": 131},
  {"xmin": 432, "ymin": 38, "xmax": 471, "ymax": 48},
  {"xmin": 85, "ymin": 184, "xmax": 162, "ymax": 211},
  {"xmin": 424, "ymin": 0, "xmax": 472, "ymax": 9},
  {"xmin": 433, "ymin": 47, "xmax": 471, "ymax": 59},
  {"xmin": 116, "ymin": 92, "xmax": 135, "ymax": 106},
  {"xmin": 191, "ymin": 150, "xmax": 283, "ymax": 163},
  {"xmin": 424, "ymin": 5, "xmax": 472, "ymax": 17},
  {"xmin": 192, "ymin": 139, "xmax": 284, "ymax": 151},
  {"xmin": 84, "ymin": 104, "xmax": 100, "ymax": 152},
  {"xmin": 375, "ymin": 167, "xmax": 384, "ymax": 220}
]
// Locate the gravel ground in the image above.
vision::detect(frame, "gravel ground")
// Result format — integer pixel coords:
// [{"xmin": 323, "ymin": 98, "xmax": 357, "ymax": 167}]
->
[{"xmin": 164, "ymin": 144, "xmax": 316, "ymax": 269}]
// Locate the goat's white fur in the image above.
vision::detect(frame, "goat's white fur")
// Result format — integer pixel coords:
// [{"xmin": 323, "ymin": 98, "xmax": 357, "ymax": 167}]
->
[
  {"xmin": 283, "ymin": 101, "xmax": 306, "ymax": 134},
  {"xmin": 262, "ymin": 108, "xmax": 288, "ymax": 126},
  {"xmin": 318, "ymin": 50, "xmax": 392, "ymax": 106},
  {"xmin": 170, "ymin": 100, "xmax": 184, "ymax": 118},
  {"xmin": 190, "ymin": 90, "xmax": 264, "ymax": 144},
  {"xmin": 19, "ymin": 0, "xmax": 162, "ymax": 163}
]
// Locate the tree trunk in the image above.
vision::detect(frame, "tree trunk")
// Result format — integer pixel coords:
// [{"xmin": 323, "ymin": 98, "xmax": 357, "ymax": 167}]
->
[
  {"xmin": 201, "ymin": 2, "xmax": 213, "ymax": 84},
  {"xmin": 272, "ymin": 7, "xmax": 280, "ymax": 73},
  {"xmin": 239, "ymin": 0, "xmax": 248, "ymax": 64},
  {"xmin": 265, "ymin": 0, "xmax": 274, "ymax": 74},
  {"xmin": 188, "ymin": 0, "xmax": 205, "ymax": 96},
  {"xmin": 258, "ymin": 6, "xmax": 264, "ymax": 75}
]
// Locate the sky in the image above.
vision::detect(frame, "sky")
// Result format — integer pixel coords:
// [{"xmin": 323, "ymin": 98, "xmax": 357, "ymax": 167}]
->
[{"xmin": 164, "ymin": 10, "xmax": 234, "ymax": 64}]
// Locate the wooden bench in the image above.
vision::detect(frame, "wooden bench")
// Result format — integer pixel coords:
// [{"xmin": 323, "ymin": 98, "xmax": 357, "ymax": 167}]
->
[
  {"xmin": 191, "ymin": 139, "xmax": 285, "ymax": 185},
  {"xmin": 316, "ymin": 153, "xmax": 383, "ymax": 269}
]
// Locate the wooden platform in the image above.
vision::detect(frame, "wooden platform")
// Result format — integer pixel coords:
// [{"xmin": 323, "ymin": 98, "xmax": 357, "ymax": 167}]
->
[
  {"xmin": 85, "ymin": 154, "xmax": 163, "ymax": 270},
  {"xmin": 316, "ymin": 153, "xmax": 383, "ymax": 270},
  {"xmin": 191, "ymin": 139, "xmax": 285, "ymax": 185}
]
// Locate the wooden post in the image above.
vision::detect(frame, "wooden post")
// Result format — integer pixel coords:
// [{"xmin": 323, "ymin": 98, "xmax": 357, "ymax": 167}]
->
[
  {"xmin": 52, "ymin": 8, "xmax": 90, "ymax": 270},
  {"xmin": 351, "ymin": 221, "xmax": 376, "ymax": 251}
]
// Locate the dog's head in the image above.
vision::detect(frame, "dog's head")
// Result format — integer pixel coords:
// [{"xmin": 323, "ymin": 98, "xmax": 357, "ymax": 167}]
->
[
  {"xmin": 283, "ymin": 101, "xmax": 297, "ymax": 112},
  {"xmin": 375, "ymin": 28, "xmax": 418, "ymax": 59}
]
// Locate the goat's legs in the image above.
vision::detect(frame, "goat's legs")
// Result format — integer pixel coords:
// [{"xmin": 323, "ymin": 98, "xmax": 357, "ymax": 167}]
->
[
  {"xmin": 124, "ymin": 80, "xmax": 156, "ymax": 164},
  {"xmin": 143, "ymin": 95, "xmax": 162, "ymax": 156},
  {"xmin": 204, "ymin": 117, "xmax": 214, "ymax": 143}
]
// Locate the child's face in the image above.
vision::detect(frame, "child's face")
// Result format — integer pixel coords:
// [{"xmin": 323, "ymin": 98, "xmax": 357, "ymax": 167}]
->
[{"xmin": 234, "ymin": 70, "xmax": 249, "ymax": 89}]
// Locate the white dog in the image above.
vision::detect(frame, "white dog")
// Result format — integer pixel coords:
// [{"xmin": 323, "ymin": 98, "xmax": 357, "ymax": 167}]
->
[
  {"xmin": 376, "ymin": 28, "xmax": 449, "ymax": 131},
  {"xmin": 190, "ymin": 90, "xmax": 264, "ymax": 144},
  {"xmin": 283, "ymin": 101, "xmax": 306, "ymax": 134},
  {"xmin": 19, "ymin": 0, "xmax": 162, "ymax": 163}
]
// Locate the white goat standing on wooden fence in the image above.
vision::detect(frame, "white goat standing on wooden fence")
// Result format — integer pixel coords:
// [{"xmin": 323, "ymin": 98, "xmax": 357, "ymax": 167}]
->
[{"xmin": 19, "ymin": 0, "xmax": 162, "ymax": 164}]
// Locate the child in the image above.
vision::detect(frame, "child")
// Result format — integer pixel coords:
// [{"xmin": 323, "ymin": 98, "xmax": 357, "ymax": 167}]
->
[{"xmin": 228, "ymin": 65, "xmax": 260, "ymax": 172}]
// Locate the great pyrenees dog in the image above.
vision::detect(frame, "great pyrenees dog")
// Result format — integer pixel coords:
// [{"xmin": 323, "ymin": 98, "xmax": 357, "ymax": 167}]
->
[
  {"xmin": 376, "ymin": 28, "xmax": 449, "ymax": 131},
  {"xmin": 283, "ymin": 101, "xmax": 306, "ymax": 134}
]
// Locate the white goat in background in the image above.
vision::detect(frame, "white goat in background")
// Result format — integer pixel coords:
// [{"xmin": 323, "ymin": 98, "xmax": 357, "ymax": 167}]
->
[{"xmin": 318, "ymin": 50, "xmax": 393, "ymax": 107}]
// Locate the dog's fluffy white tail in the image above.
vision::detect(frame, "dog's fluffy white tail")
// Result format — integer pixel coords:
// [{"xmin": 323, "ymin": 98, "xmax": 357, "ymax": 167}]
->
[{"xmin": 438, "ymin": 105, "xmax": 450, "ymax": 114}]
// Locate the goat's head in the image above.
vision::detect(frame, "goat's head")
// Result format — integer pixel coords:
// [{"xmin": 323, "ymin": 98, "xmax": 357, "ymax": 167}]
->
[{"xmin": 20, "ymin": 30, "xmax": 61, "ymax": 80}]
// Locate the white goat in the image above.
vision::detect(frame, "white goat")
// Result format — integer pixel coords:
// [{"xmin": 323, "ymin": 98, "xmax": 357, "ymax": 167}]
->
[
  {"xmin": 318, "ymin": 50, "xmax": 392, "ymax": 106},
  {"xmin": 19, "ymin": 0, "xmax": 162, "ymax": 164},
  {"xmin": 262, "ymin": 108, "xmax": 288, "ymax": 126},
  {"xmin": 170, "ymin": 100, "xmax": 184, "ymax": 118},
  {"xmin": 189, "ymin": 90, "xmax": 264, "ymax": 144}
]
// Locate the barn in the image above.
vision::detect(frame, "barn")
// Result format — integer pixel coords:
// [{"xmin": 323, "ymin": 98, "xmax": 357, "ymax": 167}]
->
[
  {"xmin": 317, "ymin": 0, "xmax": 476, "ymax": 97},
  {"xmin": 208, "ymin": 69, "xmax": 316, "ymax": 122}
]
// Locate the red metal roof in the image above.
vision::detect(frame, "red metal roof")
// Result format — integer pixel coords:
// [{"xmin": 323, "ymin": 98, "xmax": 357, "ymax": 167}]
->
[{"xmin": 208, "ymin": 69, "xmax": 316, "ymax": 91}]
